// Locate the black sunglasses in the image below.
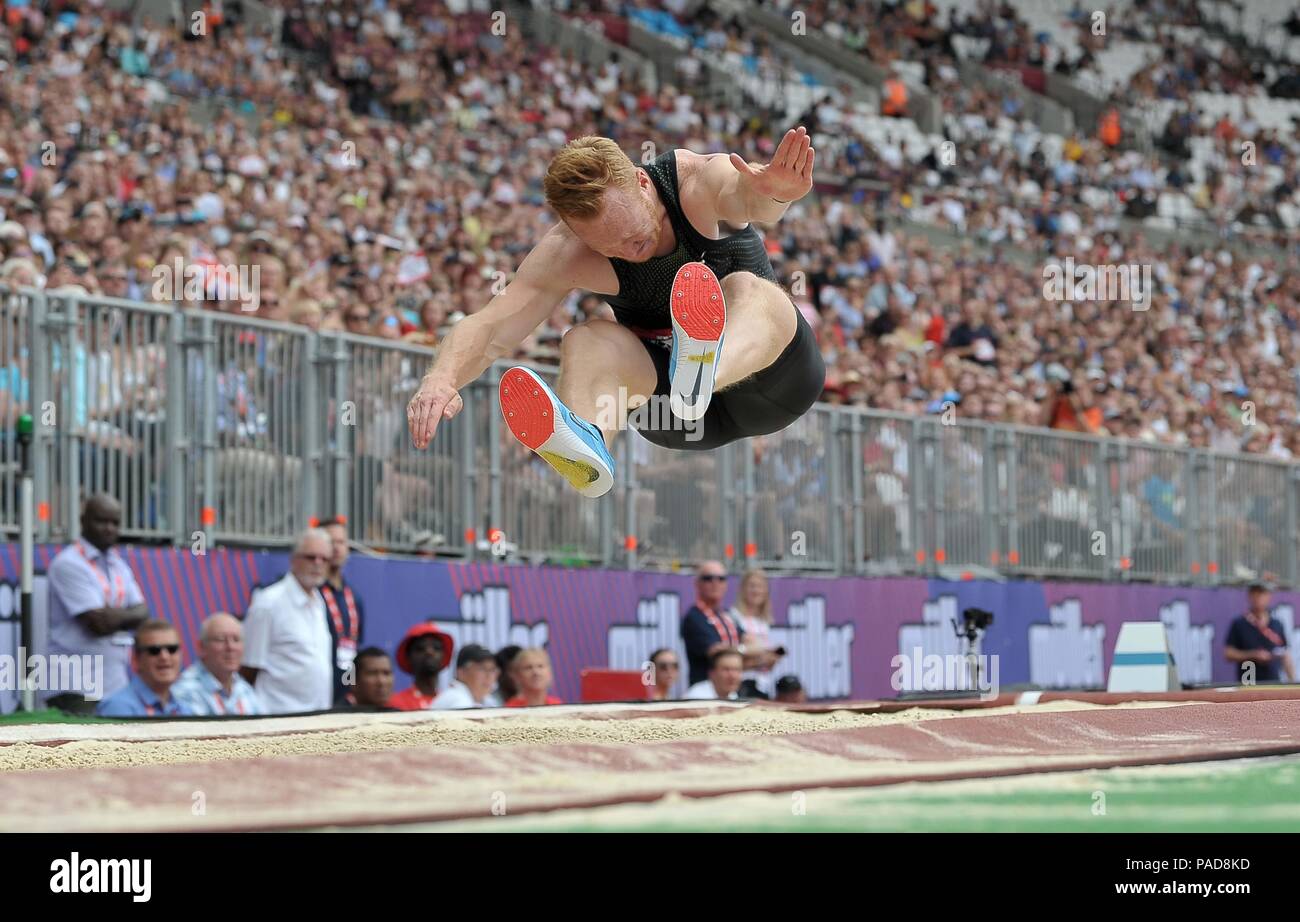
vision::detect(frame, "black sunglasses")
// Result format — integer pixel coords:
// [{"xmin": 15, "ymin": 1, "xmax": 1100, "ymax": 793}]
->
[
  {"xmin": 698, "ymin": 574, "xmax": 727, "ymax": 582},
  {"xmin": 140, "ymin": 644, "xmax": 180, "ymax": 656}
]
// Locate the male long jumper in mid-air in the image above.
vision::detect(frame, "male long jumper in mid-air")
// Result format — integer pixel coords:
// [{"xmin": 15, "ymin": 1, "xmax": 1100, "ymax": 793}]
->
[{"xmin": 407, "ymin": 126, "xmax": 825, "ymax": 497}]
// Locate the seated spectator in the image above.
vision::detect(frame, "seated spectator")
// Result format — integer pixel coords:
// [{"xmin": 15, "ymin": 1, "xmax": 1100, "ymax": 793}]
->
[
  {"xmin": 495, "ymin": 644, "xmax": 523, "ymax": 702},
  {"xmin": 342, "ymin": 648, "xmax": 395, "ymax": 709},
  {"xmin": 774, "ymin": 675, "xmax": 808, "ymax": 704},
  {"xmin": 1225, "ymin": 584, "xmax": 1297, "ymax": 684},
  {"xmin": 647, "ymin": 648, "xmax": 682, "ymax": 700},
  {"xmin": 46, "ymin": 494, "xmax": 150, "ymax": 714},
  {"xmin": 239, "ymin": 528, "xmax": 334, "ymax": 715},
  {"xmin": 728, "ymin": 568, "xmax": 784, "ymax": 697},
  {"xmin": 504, "ymin": 648, "xmax": 562, "ymax": 707},
  {"xmin": 431, "ymin": 644, "xmax": 503, "ymax": 709},
  {"xmin": 388, "ymin": 623, "xmax": 454, "ymax": 711},
  {"xmin": 172, "ymin": 613, "xmax": 264, "ymax": 716},
  {"xmin": 96, "ymin": 620, "xmax": 191, "ymax": 718},
  {"xmin": 684, "ymin": 648, "xmax": 745, "ymax": 700}
]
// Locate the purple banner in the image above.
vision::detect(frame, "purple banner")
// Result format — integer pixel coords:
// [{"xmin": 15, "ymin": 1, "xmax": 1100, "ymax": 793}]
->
[{"xmin": 5, "ymin": 545, "xmax": 1296, "ymax": 703}]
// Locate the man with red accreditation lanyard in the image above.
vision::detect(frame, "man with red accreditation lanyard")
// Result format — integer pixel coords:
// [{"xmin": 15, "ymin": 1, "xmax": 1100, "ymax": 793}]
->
[
  {"xmin": 45, "ymin": 495, "xmax": 151, "ymax": 713},
  {"xmin": 319, "ymin": 517, "xmax": 366, "ymax": 705},
  {"xmin": 679, "ymin": 560, "xmax": 777, "ymax": 687}
]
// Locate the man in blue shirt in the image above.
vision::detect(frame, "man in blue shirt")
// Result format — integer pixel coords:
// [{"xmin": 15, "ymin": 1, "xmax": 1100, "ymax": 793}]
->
[
  {"xmin": 172, "ymin": 613, "xmax": 264, "ymax": 716},
  {"xmin": 96, "ymin": 621, "xmax": 192, "ymax": 718}
]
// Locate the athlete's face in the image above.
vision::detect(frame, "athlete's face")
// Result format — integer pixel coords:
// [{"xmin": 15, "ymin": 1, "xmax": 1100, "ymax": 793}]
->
[{"xmin": 567, "ymin": 175, "xmax": 662, "ymax": 262}]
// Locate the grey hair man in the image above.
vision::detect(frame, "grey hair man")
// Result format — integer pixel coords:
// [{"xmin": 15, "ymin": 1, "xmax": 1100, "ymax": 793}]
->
[{"xmin": 239, "ymin": 528, "xmax": 334, "ymax": 714}]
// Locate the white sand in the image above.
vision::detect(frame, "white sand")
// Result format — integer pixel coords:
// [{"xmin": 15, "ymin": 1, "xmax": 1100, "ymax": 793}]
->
[{"xmin": 0, "ymin": 699, "xmax": 1188, "ymax": 775}]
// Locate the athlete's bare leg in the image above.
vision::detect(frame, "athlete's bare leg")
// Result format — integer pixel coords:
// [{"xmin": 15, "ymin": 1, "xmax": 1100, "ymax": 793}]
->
[
  {"xmin": 712, "ymin": 272, "xmax": 798, "ymax": 390},
  {"xmin": 554, "ymin": 319, "xmax": 659, "ymax": 446}
]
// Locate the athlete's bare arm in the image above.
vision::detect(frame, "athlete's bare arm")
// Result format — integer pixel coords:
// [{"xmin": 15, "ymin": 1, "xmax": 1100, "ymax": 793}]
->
[
  {"xmin": 697, "ymin": 125, "xmax": 815, "ymax": 226},
  {"xmin": 407, "ymin": 227, "xmax": 614, "ymax": 449}
]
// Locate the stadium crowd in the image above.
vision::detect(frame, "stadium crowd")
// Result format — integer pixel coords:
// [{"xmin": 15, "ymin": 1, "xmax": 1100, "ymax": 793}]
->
[{"xmin": 0, "ymin": 0, "xmax": 1298, "ymax": 465}]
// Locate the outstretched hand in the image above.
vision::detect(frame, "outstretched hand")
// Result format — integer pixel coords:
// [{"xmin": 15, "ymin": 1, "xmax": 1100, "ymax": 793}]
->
[
  {"xmin": 729, "ymin": 126, "xmax": 815, "ymax": 204},
  {"xmin": 407, "ymin": 376, "xmax": 464, "ymax": 449}
]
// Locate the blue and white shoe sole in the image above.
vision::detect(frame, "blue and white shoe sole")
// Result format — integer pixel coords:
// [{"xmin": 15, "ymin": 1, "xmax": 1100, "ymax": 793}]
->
[
  {"xmin": 668, "ymin": 261, "xmax": 726, "ymax": 422},
  {"xmin": 499, "ymin": 366, "xmax": 615, "ymax": 499}
]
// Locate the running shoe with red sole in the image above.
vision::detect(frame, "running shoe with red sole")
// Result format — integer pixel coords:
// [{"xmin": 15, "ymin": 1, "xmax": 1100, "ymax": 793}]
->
[
  {"xmin": 499, "ymin": 366, "xmax": 615, "ymax": 499},
  {"xmin": 668, "ymin": 261, "xmax": 726, "ymax": 422}
]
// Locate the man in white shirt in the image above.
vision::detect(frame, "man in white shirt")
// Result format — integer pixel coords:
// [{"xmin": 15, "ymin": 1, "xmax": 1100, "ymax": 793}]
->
[
  {"xmin": 239, "ymin": 528, "xmax": 334, "ymax": 714},
  {"xmin": 45, "ymin": 494, "xmax": 150, "ymax": 712},
  {"xmin": 683, "ymin": 648, "xmax": 745, "ymax": 700},
  {"xmin": 430, "ymin": 644, "xmax": 504, "ymax": 710}
]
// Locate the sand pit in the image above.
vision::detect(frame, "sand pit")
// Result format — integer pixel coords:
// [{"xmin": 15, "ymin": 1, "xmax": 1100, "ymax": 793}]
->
[
  {"xmin": 1, "ymin": 698, "xmax": 1290, "ymax": 832},
  {"xmin": 0, "ymin": 699, "xmax": 1188, "ymax": 775}
]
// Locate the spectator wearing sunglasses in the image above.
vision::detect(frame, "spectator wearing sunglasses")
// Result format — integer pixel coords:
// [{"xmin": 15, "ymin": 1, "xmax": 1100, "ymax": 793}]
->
[
  {"xmin": 647, "ymin": 648, "xmax": 682, "ymax": 700},
  {"xmin": 680, "ymin": 561, "xmax": 746, "ymax": 687},
  {"xmin": 239, "ymin": 528, "xmax": 334, "ymax": 714},
  {"xmin": 96, "ymin": 621, "xmax": 193, "ymax": 717}
]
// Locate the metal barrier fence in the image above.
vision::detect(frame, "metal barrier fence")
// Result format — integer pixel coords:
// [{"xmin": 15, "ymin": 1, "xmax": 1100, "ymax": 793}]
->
[{"xmin": 10, "ymin": 285, "xmax": 1300, "ymax": 586}]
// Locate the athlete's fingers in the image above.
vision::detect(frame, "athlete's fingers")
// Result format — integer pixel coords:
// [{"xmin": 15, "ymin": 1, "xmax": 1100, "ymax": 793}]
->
[
  {"xmin": 444, "ymin": 392, "xmax": 463, "ymax": 419},
  {"xmin": 780, "ymin": 126, "xmax": 808, "ymax": 169},
  {"xmin": 408, "ymin": 384, "xmax": 451, "ymax": 449},
  {"xmin": 773, "ymin": 128, "xmax": 797, "ymax": 168},
  {"xmin": 801, "ymin": 146, "xmax": 816, "ymax": 180},
  {"xmin": 729, "ymin": 152, "xmax": 758, "ymax": 175}
]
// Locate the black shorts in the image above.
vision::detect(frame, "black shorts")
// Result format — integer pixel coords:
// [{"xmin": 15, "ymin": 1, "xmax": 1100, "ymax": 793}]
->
[{"xmin": 629, "ymin": 307, "xmax": 825, "ymax": 451}]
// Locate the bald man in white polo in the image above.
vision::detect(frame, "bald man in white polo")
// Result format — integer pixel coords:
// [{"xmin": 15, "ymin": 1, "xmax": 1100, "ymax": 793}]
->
[{"xmin": 239, "ymin": 528, "xmax": 334, "ymax": 714}]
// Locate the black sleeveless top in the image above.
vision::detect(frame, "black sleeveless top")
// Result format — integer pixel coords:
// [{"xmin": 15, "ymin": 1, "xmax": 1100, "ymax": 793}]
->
[{"xmin": 604, "ymin": 150, "xmax": 778, "ymax": 348}]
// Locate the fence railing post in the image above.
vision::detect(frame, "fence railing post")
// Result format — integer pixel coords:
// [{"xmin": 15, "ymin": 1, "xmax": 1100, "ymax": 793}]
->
[
  {"xmin": 1289, "ymin": 466, "xmax": 1300, "ymax": 588},
  {"xmin": 918, "ymin": 418, "xmax": 940, "ymax": 577},
  {"xmin": 1004, "ymin": 427, "xmax": 1021, "ymax": 578},
  {"xmin": 165, "ymin": 311, "xmax": 188, "ymax": 547},
  {"xmin": 849, "ymin": 409, "xmax": 864, "ymax": 576},
  {"xmin": 1190, "ymin": 450, "xmax": 1213, "ymax": 585},
  {"xmin": 486, "ymin": 363, "xmax": 503, "ymax": 551},
  {"xmin": 1098, "ymin": 439, "xmax": 1119, "ymax": 581},
  {"xmin": 828, "ymin": 408, "xmax": 845, "ymax": 574},
  {"xmin": 301, "ymin": 333, "xmax": 322, "ymax": 532},
  {"xmin": 55, "ymin": 295, "xmax": 81, "ymax": 543},
  {"xmin": 719, "ymin": 439, "xmax": 736, "ymax": 568},
  {"xmin": 742, "ymin": 435, "xmax": 756, "ymax": 568},
  {"xmin": 979, "ymin": 425, "xmax": 996, "ymax": 573},
  {"xmin": 623, "ymin": 433, "xmax": 637, "ymax": 571},
  {"xmin": 198, "ymin": 312, "xmax": 218, "ymax": 545},
  {"xmin": 28, "ymin": 290, "xmax": 53, "ymax": 544},
  {"xmin": 461, "ymin": 379, "xmax": 478, "ymax": 562}
]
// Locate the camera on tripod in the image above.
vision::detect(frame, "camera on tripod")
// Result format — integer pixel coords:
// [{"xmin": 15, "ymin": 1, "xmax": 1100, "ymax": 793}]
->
[{"xmin": 958, "ymin": 607, "xmax": 993, "ymax": 643}]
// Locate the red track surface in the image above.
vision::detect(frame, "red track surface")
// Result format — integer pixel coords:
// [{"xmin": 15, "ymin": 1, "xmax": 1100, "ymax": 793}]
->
[{"xmin": 3, "ymin": 699, "xmax": 1299, "ymax": 832}]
